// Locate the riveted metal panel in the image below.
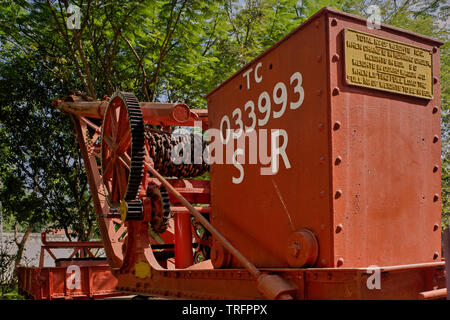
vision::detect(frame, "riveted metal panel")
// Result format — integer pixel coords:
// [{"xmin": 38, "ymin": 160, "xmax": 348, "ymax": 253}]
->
[
  {"xmin": 326, "ymin": 11, "xmax": 442, "ymax": 268},
  {"xmin": 207, "ymin": 13, "xmax": 333, "ymax": 268}
]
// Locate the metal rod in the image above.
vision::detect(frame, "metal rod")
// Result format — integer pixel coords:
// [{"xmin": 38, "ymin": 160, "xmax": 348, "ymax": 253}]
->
[
  {"xmin": 56, "ymin": 101, "xmax": 207, "ymax": 123},
  {"xmin": 144, "ymin": 162, "xmax": 261, "ymax": 278},
  {"xmin": 418, "ymin": 288, "xmax": 447, "ymax": 300}
]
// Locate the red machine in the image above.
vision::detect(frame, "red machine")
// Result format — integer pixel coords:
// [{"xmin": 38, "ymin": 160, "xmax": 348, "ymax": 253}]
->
[{"xmin": 24, "ymin": 8, "xmax": 447, "ymax": 299}]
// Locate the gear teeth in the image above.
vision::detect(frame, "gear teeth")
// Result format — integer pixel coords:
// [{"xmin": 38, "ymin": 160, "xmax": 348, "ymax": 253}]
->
[
  {"xmin": 148, "ymin": 186, "xmax": 171, "ymax": 233},
  {"xmin": 124, "ymin": 200, "xmax": 143, "ymax": 221},
  {"xmin": 116, "ymin": 92, "xmax": 145, "ymax": 202}
]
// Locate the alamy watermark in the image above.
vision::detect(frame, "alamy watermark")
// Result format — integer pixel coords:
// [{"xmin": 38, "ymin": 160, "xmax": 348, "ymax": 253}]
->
[
  {"xmin": 366, "ymin": 265, "xmax": 381, "ymax": 290},
  {"xmin": 67, "ymin": 4, "xmax": 81, "ymax": 30},
  {"xmin": 366, "ymin": 5, "xmax": 381, "ymax": 30},
  {"xmin": 170, "ymin": 121, "xmax": 291, "ymax": 185}
]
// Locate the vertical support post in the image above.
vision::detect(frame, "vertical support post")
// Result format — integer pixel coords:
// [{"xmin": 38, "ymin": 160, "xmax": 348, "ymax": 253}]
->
[
  {"xmin": 174, "ymin": 211, "xmax": 193, "ymax": 268},
  {"xmin": 444, "ymin": 228, "xmax": 450, "ymax": 300},
  {"xmin": 39, "ymin": 247, "xmax": 45, "ymax": 268}
]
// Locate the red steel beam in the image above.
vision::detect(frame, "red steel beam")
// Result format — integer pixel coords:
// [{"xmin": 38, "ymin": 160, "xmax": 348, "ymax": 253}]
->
[
  {"xmin": 56, "ymin": 100, "xmax": 208, "ymax": 127},
  {"xmin": 41, "ymin": 232, "xmax": 103, "ymax": 248}
]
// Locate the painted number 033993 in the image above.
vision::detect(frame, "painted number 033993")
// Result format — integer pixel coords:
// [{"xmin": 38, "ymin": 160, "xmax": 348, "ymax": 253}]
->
[{"xmin": 220, "ymin": 71, "xmax": 305, "ymax": 143}]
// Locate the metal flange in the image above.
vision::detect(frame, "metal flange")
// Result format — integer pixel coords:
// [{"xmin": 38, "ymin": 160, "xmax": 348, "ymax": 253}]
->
[{"xmin": 286, "ymin": 229, "xmax": 319, "ymax": 267}]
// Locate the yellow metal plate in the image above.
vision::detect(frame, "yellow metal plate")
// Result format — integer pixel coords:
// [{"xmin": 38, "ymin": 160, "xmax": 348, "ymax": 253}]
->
[
  {"xmin": 135, "ymin": 261, "xmax": 151, "ymax": 278},
  {"xmin": 344, "ymin": 28, "xmax": 433, "ymax": 99}
]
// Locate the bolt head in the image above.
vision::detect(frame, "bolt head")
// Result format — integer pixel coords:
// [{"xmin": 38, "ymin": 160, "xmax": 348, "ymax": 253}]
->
[{"xmin": 333, "ymin": 121, "xmax": 341, "ymax": 130}]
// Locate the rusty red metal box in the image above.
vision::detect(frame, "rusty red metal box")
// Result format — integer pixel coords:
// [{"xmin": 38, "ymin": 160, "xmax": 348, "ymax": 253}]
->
[{"xmin": 207, "ymin": 8, "xmax": 443, "ymax": 269}]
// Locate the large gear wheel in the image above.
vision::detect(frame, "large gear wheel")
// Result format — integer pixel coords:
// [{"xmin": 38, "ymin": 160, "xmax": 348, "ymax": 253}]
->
[{"xmin": 101, "ymin": 92, "xmax": 145, "ymax": 207}]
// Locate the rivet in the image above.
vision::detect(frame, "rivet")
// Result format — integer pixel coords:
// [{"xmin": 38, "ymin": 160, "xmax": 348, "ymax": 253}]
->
[
  {"xmin": 433, "ymin": 252, "xmax": 439, "ymax": 260},
  {"xmin": 432, "ymin": 46, "xmax": 438, "ymax": 53},
  {"xmin": 433, "ymin": 194, "xmax": 439, "ymax": 202},
  {"xmin": 332, "ymin": 87, "xmax": 340, "ymax": 95},
  {"xmin": 331, "ymin": 18, "xmax": 338, "ymax": 26},
  {"xmin": 337, "ymin": 258, "xmax": 344, "ymax": 267},
  {"xmin": 336, "ymin": 224, "xmax": 343, "ymax": 233},
  {"xmin": 317, "ymin": 89, "xmax": 323, "ymax": 96},
  {"xmin": 318, "ymin": 122, "xmax": 324, "ymax": 131},
  {"xmin": 335, "ymin": 190, "xmax": 342, "ymax": 199},
  {"xmin": 332, "ymin": 53, "xmax": 340, "ymax": 62},
  {"xmin": 433, "ymin": 77, "xmax": 438, "ymax": 84},
  {"xmin": 433, "ymin": 165, "xmax": 439, "ymax": 172},
  {"xmin": 317, "ymin": 55, "xmax": 322, "ymax": 62},
  {"xmin": 320, "ymin": 156, "xmax": 325, "ymax": 163},
  {"xmin": 333, "ymin": 121, "xmax": 341, "ymax": 130},
  {"xmin": 433, "ymin": 135, "xmax": 439, "ymax": 143},
  {"xmin": 433, "ymin": 223, "xmax": 439, "ymax": 231},
  {"xmin": 321, "ymin": 258, "xmax": 327, "ymax": 264},
  {"xmin": 319, "ymin": 190, "xmax": 326, "ymax": 199},
  {"xmin": 335, "ymin": 156, "xmax": 342, "ymax": 165},
  {"xmin": 320, "ymin": 224, "xmax": 326, "ymax": 230},
  {"xmin": 432, "ymin": 106, "xmax": 439, "ymax": 114}
]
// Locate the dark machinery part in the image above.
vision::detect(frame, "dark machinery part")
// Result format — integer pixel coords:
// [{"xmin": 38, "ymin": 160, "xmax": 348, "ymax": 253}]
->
[
  {"xmin": 121, "ymin": 93, "xmax": 145, "ymax": 202},
  {"xmin": 147, "ymin": 185, "xmax": 171, "ymax": 234},
  {"xmin": 144, "ymin": 128, "xmax": 209, "ymax": 178}
]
